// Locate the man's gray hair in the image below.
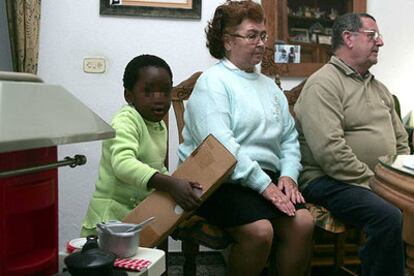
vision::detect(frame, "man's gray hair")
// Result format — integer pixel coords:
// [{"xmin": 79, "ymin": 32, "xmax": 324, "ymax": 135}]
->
[{"xmin": 331, "ymin": 13, "xmax": 376, "ymax": 52}]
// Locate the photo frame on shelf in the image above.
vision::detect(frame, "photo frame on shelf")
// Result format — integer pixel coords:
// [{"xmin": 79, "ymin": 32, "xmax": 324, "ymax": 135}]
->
[
  {"xmin": 100, "ymin": 0, "xmax": 201, "ymax": 19},
  {"xmin": 274, "ymin": 44, "xmax": 301, "ymax": 64},
  {"xmin": 311, "ymin": 33, "xmax": 332, "ymax": 45},
  {"xmin": 289, "ymin": 28, "xmax": 310, "ymax": 43},
  {"xmin": 318, "ymin": 35, "xmax": 332, "ymax": 45}
]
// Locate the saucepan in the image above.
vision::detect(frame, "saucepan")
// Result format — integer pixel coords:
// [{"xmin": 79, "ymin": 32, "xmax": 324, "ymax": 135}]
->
[{"xmin": 96, "ymin": 217, "xmax": 155, "ymax": 258}]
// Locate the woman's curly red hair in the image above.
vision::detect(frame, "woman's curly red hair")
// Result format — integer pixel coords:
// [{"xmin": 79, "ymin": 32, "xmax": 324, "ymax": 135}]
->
[{"xmin": 206, "ymin": 0, "xmax": 265, "ymax": 59}]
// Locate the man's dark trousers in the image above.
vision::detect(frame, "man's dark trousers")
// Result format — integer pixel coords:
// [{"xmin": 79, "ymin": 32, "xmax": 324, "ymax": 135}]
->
[{"xmin": 303, "ymin": 176, "xmax": 405, "ymax": 276}]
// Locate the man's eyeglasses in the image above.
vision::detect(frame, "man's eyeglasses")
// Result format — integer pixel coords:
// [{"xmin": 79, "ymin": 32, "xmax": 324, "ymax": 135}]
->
[
  {"xmin": 353, "ymin": 29, "xmax": 383, "ymax": 41},
  {"xmin": 229, "ymin": 32, "xmax": 268, "ymax": 44}
]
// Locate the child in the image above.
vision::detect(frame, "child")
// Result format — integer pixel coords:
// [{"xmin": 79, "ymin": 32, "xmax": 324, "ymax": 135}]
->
[{"xmin": 81, "ymin": 54, "xmax": 201, "ymax": 237}]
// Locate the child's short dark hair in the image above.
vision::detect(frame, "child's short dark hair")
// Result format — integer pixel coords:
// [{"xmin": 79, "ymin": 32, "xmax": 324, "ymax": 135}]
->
[{"xmin": 123, "ymin": 54, "xmax": 173, "ymax": 90}]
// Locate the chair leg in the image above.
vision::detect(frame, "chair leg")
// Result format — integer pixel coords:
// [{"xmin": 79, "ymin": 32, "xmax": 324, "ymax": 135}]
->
[
  {"xmin": 182, "ymin": 240, "xmax": 199, "ymax": 276},
  {"xmin": 158, "ymin": 239, "xmax": 169, "ymax": 276},
  {"xmin": 304, "ymin": 238, "xmax": 314, "ymax": 276},
  {"xmin": 333, "ymin": 232, "xmax": 346, "ymax": 276}
]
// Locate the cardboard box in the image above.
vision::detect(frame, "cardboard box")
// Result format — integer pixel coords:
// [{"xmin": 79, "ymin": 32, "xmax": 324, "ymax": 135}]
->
[{"xmin": 123, "ymin": 134, "xmax": 237, "ymax": 247}]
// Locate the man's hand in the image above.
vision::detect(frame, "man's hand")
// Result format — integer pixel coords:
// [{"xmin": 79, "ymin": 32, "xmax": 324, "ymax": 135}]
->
[
  {"xmin": 277, "ymin": 176, "xmax": 305, "ymax": 204},
  {"xmin": 262, "ymin": 182, "xmax": 295, "ymax": 216}
]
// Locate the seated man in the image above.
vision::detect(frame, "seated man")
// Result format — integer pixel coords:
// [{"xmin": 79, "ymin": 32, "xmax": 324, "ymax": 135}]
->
[{"xmin": 294, "ymin": 13, "xmax": 410, "ymax": 276}]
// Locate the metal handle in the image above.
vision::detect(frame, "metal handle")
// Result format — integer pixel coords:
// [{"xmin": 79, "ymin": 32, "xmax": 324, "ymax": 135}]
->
[{"xmin": 0, "ymin": 154, "xmax": 87, "ymax": 178}]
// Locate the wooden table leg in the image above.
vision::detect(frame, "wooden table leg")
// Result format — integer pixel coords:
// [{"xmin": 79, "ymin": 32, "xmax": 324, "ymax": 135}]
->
[{"xmin": 404, "ymin": 210, "xmax": 414, "ymax": 275}]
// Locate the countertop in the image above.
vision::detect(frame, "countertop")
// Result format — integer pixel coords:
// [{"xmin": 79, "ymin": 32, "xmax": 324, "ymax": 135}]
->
[{"xmin": 0, "ymin": 79, "xmax": 115, "ymax": 153}]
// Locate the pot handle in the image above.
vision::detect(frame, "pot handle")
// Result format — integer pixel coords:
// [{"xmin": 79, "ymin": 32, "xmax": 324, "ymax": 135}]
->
[
  {"xmin": 97, "ymin": 222, "xmax": 113, "ymax": 235},
  {"xmin": 82, "ymin": 235, "xmax": 99, "ymax": 252}
]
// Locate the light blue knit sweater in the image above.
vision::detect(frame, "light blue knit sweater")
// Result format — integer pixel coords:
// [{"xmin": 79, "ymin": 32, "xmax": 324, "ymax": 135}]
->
[{"xmin": 178, "ymin": 60, "xmax": 302, "ymax": 193}]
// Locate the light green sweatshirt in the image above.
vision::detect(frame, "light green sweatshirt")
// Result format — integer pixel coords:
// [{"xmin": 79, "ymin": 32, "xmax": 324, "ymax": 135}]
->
[{"xmin": 81, "ymin": 105, "xmax": 168, "ymax": 236}]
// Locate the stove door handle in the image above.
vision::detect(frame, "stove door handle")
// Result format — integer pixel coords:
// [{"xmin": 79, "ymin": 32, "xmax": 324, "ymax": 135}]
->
[{"xmin": 0, "ymin": 154, "xmax": 87, "ymax": 178}]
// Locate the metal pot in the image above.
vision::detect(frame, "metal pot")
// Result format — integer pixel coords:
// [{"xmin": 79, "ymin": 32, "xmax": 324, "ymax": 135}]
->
[{"xmin": 96, "ymin": 217, "xmax": 154, "ymax": 258}]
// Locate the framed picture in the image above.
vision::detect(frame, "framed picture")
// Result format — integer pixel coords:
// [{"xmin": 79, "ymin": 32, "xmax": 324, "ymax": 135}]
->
[
  {"xmin": 100, "ymin": 0, "xmax": 202, "ymax": 19},
  {"xmin": 311, "ymin": 33, "xmax": 332, "ymax": 45},
  {"xmin": 318, "ymin": 34, "xmax": 331, "ymax": 45},
  {"xmin": 289, "ymin": 28, "xmax": 310, "ymax": 43},
  {"xmin": 274, "ymin": 44, "xmax": 301, "ymax": 64}
]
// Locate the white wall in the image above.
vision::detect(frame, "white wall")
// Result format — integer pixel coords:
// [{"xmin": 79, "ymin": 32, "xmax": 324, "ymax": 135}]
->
[
  {"xmin": 38, "ymin": 0, "xmax": 221, "ymax": 252},
  {"xmin": 38, "ymin": 0, "xmax": 414, "ymax": 252},
  {"xmin": 368, "ymin": 0, "xmax": 414, "ymax": 117}
]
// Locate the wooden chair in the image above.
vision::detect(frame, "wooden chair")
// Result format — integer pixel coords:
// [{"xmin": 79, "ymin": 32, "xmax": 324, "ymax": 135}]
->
[{"xmin": 170, "ymin": 71, "xmax": 230, "ymax": 275}]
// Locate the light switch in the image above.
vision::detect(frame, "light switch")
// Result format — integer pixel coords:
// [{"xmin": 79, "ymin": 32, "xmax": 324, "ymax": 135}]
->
[{"xmin": 83, "ymin": 57, "xmax": 106, "ymax": 73}]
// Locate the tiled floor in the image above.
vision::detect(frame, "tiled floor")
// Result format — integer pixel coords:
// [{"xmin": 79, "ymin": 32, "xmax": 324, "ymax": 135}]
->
[
  {"xmin": 167, "ymin": 251, "xmax": 226, "ymax": 276},
  {"xmin": 167, "ymin": 251, "xmax": 361, "ymax": 276}
]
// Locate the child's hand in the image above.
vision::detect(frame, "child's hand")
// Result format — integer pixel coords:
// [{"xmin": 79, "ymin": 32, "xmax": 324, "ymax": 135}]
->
[
  {"xmin": 169, "ymin": 179, "xmax": 202, "ymax": 211},
  {"xmin": 147, "ymin": 173, "xmax": 202, "ymax": 211}
]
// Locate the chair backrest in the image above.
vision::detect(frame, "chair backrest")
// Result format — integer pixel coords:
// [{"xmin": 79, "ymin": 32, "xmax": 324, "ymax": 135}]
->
[
  {"xmin": 283, "ymin": 79, "xmax": 306, "ymax": 117},
  {"xmin": 171, "ymin": 71, "xmax": 202, "ymax": 144}
]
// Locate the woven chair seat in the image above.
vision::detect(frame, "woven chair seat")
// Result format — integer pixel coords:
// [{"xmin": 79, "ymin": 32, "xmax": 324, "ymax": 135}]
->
[{"xmin": 306, "ymin": 203, "xmax": 346, "ymax": 233}]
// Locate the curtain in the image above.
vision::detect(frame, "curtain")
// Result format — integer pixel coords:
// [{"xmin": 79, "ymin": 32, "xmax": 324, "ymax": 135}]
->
[{"xmin": 6, "ymin": 0, "xmax": 41, "ymax": 74}]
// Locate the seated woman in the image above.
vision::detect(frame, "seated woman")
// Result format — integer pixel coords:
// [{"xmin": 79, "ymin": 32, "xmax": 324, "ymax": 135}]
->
[{"xmin": 177, "ymin": 1, "xmax": 314, "ymax": 276}]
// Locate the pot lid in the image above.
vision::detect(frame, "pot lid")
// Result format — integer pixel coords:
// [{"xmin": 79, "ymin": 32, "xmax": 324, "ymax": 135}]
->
[{"xmin": 65, "ymin": 249, "xmax": 116, "ymax": 269}]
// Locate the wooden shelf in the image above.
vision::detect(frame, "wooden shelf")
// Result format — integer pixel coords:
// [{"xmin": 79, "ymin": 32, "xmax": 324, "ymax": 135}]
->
[
  {"xmin": 261, "ymin": 0, "xmax": 366, "ymax": 78},
  {"xmin": 288, "ymin": 15, "xmax": 334, "ymax": 25}
]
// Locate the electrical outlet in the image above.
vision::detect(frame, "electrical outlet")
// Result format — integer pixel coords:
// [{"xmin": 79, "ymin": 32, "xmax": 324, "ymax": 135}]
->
[{"xmin": 83, "ymin": 57, "xmax": 106, "ymax": 73}]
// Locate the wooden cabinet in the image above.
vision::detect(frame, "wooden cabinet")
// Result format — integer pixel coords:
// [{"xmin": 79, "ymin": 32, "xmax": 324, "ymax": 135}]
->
[{"xmin": 261, "ymin": 0, "xmax": 366, "ymax": 77}]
